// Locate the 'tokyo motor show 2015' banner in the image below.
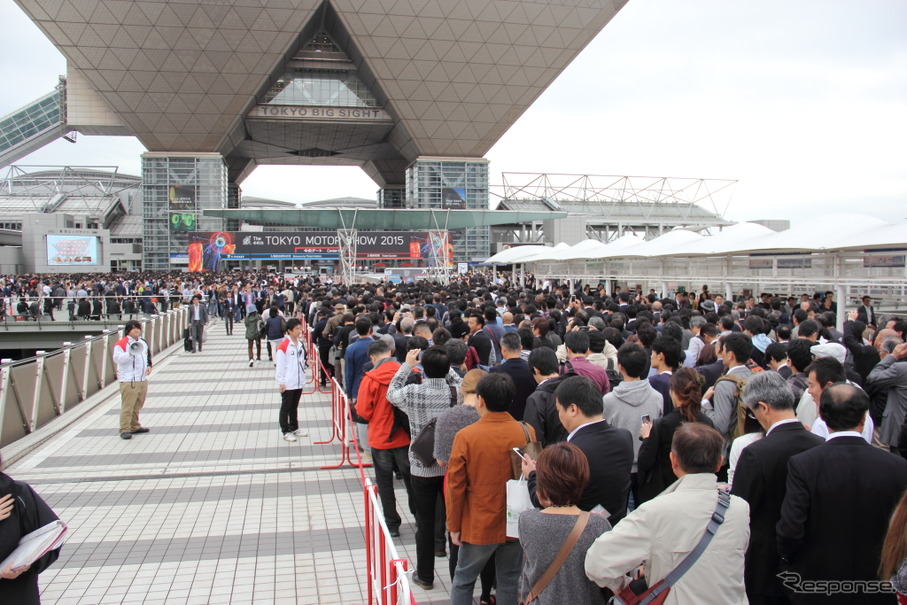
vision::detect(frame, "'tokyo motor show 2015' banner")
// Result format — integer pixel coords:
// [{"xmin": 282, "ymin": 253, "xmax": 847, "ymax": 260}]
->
[{"xmin": 187, "ymin": 231, "xmax": 453, "ymax": 272}]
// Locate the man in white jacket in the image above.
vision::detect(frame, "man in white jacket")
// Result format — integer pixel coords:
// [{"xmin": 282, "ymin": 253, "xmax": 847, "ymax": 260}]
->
[
  {"xmin": 112, "ymin": 320, "xmax": 152, "ymax": 440},
  {"xmin": 585, "ymin": 422, "xmax": 750, "ymax": 604},
  {"xmin": 275, "ymin": 318, "xmax": 308, "ymax": 442}
]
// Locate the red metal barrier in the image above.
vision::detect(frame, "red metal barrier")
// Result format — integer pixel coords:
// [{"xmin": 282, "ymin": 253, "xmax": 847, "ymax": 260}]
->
[
  {"xmin": 303, "ymin": 313, "xmax": 415, "ymax": 603},
  {"xmin": 319, "ymin": 378, "xmax": 371, "ymax": 470},
  {"xmin": 364, "ymin": 480, "xmax": 416, "ymax": 605}
]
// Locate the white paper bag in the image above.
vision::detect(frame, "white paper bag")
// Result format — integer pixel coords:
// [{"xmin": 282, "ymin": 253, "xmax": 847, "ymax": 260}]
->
[{"xmin": 506, "ymin": 477, "xmax": 533, "ymax": 539}]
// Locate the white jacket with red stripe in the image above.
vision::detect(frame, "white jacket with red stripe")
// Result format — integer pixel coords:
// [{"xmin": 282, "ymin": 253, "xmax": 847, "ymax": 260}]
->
[
  {"xmin": 275, "ymin": 336, "xmax": 307, "ymax": 390},
  {"xmin": 112, "ymin": 336, "xmax": 150, "ymax": 382}
]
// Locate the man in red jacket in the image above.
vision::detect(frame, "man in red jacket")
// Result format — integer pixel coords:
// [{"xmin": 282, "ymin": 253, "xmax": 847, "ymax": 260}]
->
[{"xmin": 356, "ymin": 339, "xmax": 415, "ymax": 537}]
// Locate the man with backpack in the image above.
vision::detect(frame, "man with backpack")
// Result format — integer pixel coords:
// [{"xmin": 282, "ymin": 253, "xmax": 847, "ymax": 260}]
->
[{"xmin": 702, "ymin": 333, "xmax": 753, "ymax": 479}]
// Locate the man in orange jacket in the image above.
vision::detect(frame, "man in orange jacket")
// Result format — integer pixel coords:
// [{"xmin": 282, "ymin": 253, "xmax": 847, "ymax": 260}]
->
[
  {"xmin": 356, "ymin": 339, "xmax": 415, "ymax": 537},
  {"xmin": 446, "ymin": 372, "xmax": 533, "ymax": 605}
]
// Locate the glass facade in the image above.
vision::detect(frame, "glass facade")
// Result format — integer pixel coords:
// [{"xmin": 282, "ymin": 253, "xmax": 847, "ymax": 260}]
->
[
  {"xmin": 378, "ymin": 186, "xmax": 405, "ymax": 209},
  {"xmin": 262, "ymin": 72, "xmax": 379, "ymax": 108},
  {"xmin": 405, "ymin": 158, "xmax": 490, "ymax": 263},
  {"xmin": 0, "ymin": 85, "xmax": 64, "ymax": 157},
  {"xmin": 140, "ymin": 154, "xmax": 227, "ymax": 271},
  {"xmin": 260, "ymin": 31, "xmax": 380, "ymax": 109}
]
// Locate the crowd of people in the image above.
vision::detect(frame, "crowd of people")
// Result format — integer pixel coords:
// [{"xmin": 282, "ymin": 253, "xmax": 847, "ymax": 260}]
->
[
  {"xmin": 310, "ymin": 278, "xmax": 907, "ymax": 604},
  {"xmin": 5, "ymin": 268, "xmax": 907, "ymax": 604}
]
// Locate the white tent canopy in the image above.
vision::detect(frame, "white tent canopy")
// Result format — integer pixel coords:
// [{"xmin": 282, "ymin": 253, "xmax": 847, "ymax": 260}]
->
[
  {"xmin": 628, "ymin": 229, "xmax": 704, "ymax": 257},
  {"xmin": 586, "ymin": 233, "xmax": 647, "ymax": 259},
  {"xmin": 670, "ymin": 222, "xmax": 777, "ymax": 256},
  {"xmin": 485, "ymin": 245, "xmax": 550, "ymax": 264},
  {"xmin": 512, "ymin": 242, "xmax": 572, "ymax": 263},
  {"xmin": 482, "ymin": 214, "xmax": 907, "ymax": 263}
]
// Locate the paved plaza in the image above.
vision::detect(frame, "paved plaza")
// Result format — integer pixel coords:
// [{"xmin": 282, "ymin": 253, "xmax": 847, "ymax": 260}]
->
[{"xmin": 2, "ymin": 318, "xmax": 459, "ymax": 604}]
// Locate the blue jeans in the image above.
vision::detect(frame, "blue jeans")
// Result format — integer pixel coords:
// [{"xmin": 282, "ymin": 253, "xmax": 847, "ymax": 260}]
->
[{"xmin": 451, "ymin": 540, "xmax": 523, "ymax": 605}]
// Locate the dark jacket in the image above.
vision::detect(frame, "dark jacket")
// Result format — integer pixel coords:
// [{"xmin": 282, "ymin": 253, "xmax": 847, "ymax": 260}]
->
[
  {"xmin": 489, "ymin": 357, "xmax": 535, "ymax": 421},
  {"xmin": 637, "ymin": 410, "xmax": 715, "ymax": 504},
  {"xmin": 842, "ymin": 321, "xmax": 880, "ymax": 383},
  {"xmin": 696, "ymin": 360, "xmax": 725, "ymax": 392},
  {"xmin": 468, "ymin": 329, "xmax": 492, "ymax": 366},
  {"xmin": 265, "ymin": 314, "xmax": 285, "ymax": 340},
  {"xmin": 529, "ymin": 420, "xmax": 633, "ymax": 526},
  {"xmin": 523, "ymin": 373, "xmax": 574, "ymax": 446},
  {"xmin": 730, "ymin": 422, "xmax": 824, "ymax": 601},
  {"xmin": 0, "ymin": 473, "xmax": 61, "ymax": 605},
  {"xmin": 647, "ymin": 372, "xmax": 673, "ymax": 416},
  {"xmin": 777, "ymin": 436, "xmax": 907, "ymax": 604}
]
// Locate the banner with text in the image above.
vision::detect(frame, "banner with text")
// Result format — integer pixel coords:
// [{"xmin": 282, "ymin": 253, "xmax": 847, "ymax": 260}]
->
[{"xmin": 187, "ymin": 231, "xmax": 453, "ymax": 272}]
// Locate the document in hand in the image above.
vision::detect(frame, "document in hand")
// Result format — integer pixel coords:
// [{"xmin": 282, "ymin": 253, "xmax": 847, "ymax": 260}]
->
[{"xmin": 0, "ymin": 520, "xmax": 68, "ymax": 570}]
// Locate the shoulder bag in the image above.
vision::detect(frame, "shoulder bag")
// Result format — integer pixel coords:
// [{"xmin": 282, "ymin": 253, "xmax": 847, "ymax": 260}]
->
[
  {"xmin": 510, "ymin": 421, "xmax": 544, "ymax": 479},
  {"xmin": 612, "ymin": 490, "xmax": 732, "ymax": 605},
  {"xmin": 519, "ymin": 511, "xmax": 590, "ymax": 604},
  {"xmin": 409, "ymin": 385, "xmax": 458, "ymax": 466}
]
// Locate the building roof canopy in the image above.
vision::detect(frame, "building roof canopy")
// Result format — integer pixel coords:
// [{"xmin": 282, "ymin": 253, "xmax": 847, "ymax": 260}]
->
[{"xmin": 204, "ymin": 208, "xmax": 566, "ymax": 230}]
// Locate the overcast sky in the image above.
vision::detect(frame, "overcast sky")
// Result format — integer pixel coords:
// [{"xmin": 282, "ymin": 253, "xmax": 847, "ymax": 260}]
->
[{"xmin": 2, "ymin": 0, "xmax": 906, "ymax": 225}]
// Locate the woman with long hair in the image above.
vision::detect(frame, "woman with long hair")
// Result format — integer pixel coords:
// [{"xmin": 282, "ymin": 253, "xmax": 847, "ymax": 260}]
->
[{"xmin": 636, "ymin": 367, "xmax": 715, "ymax": 504}]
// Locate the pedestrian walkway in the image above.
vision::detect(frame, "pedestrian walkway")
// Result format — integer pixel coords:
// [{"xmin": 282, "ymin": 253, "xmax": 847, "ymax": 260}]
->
[{"xmin": 2, "ymin": 318, "xmax": 459, "ymax": 604}]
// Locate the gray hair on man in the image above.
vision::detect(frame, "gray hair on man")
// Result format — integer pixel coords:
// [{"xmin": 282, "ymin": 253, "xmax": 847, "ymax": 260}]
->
[{"xmin": 742, "ymin": 370, "xmax": 795, "ymax": 412}]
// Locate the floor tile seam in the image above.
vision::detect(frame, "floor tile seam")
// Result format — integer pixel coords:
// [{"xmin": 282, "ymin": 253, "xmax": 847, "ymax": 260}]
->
[{"xmin": 25, "ymin": 460, "xmax": 360, "ymax": 484}]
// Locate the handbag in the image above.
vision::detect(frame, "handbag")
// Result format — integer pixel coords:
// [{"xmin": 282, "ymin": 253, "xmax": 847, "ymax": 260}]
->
[
  {"xmin": 409, "ymin": 385, "xmax": 458, "ymax": 466},
  {"xmin": 510, "ymin": 422, "xmax": 543, "ymax": 480},
  {"xmin": 611, "ymin": 490, "xmax": 732, "ymax": 605},
  {"xmin": 505, "ymin": 476, "xmax": 533, "ymax": 538},
  {"xmin": 519, "ymin": 511, "xmax": 590, "ymax": 604}
]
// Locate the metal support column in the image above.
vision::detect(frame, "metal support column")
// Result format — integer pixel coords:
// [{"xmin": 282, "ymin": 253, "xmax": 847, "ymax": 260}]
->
[
  {"xmin": 425, "ymin": 230, "xmax": 451, "ymax": 285},
  {"xmin": 337, "ymin": 229, "xmax": 358, "ymax": 286}
]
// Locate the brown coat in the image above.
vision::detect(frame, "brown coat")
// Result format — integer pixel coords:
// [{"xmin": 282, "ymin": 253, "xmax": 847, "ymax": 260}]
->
[{"xmin": 445, "ymin": 411, "xmax": 535, "ymax": 545}]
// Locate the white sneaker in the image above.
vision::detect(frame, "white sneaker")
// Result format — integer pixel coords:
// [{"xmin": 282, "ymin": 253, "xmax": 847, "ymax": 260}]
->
[
  {"xmin": 283, "ymin": 433, "xmax": 297, "ymax": 442},
  {"xmin": 248, "ymin": 360, "xmax": 254, "ymax": 367},
  {"xmin": 293, "ymin": 429, "xmax": 307, "ymax": 437}
]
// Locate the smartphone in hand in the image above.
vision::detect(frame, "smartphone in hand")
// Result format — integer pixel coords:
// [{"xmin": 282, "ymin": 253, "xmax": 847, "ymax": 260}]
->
[
  {"xmin": 641, "ymin": 414, "xmax": 652, "ymax": 424},
  {"xmin": 512, "ymin": 447, "xmax": 528, "ymax": 461}
]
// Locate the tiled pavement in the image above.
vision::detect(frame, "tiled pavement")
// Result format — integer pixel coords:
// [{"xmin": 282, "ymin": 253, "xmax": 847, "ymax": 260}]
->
[{"xmin": 2, "ymin": 319, "xmax": 462, "ymax": 604}]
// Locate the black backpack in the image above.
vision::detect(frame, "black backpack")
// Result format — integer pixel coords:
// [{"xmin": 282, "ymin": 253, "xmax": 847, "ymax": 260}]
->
[{"xmin": 605, "ymin": 357, "xmax": 622, "ymax": 390}]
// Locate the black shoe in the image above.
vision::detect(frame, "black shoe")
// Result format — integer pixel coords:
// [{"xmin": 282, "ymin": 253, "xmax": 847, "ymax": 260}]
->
[
  {"xmin": 434, "ymin": 550, "xmax": 447, "ymax": 558},
  {"xmin": 120, "ymin": 432, "xmax": 132, "ymax": 440},
  {"xmin": 411, "ymin": 576, "xmax": 434, "ymax": 590},
  {"xmin": 389, "ymin": 528, "xmax": 401, "ymax": 538},
  {"xmin": 394, "ymin": 472, "xmax": 403, "ymax": 480},
  {"xmin": 132, "ymin": 427, "xmax": 150, "ymax": 434}
]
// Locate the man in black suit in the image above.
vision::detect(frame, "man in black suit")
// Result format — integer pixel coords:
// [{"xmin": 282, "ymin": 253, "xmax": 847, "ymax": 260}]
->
[
  {"xmin": 488, "ymin": 332, "xmax": 534, "ymax": 420},
  {"xmin": 731, "ymin": 372, "xmax": 824, "ymax": 605},
  {"xmin": 466, "ymin": 310, "xmax": 492, "ymax": 366},
  {"xmin": 776, "ymin": 383, "xmax": 907, "ymax": 604},
  {"xmin": 524, "ymin": 375, "xmax": 633, "ymax": 526},
  {"xmin": 765, "ymin": 342, "xmax": 792, "ymax": 380},
  {"xmin": 855, "ymin": 295, "xmax": 877, "ymax": 329}
]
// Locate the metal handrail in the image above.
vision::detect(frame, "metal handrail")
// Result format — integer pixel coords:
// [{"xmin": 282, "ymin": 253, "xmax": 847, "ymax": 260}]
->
[{"xmin": 0, "ymin": 306, "xmax": 188, "ymax": 448}]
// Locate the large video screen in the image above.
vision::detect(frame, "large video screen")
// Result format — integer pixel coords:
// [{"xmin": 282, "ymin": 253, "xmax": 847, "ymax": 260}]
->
[{"xmin": 46, "ymin": 235, "xmax": 100, "ymax": 266}]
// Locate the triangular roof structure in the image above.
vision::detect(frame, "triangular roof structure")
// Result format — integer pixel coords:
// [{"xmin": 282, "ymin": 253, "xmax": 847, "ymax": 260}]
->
[{"xmin": 19, "ymin": 0, "xmax": 629, "ymax": 185}]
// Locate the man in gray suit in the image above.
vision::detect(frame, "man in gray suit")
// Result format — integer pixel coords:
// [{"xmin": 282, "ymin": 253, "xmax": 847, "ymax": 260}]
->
[{"xmin": 188, "ymin": 294, "xmax": 209, "ymax": 353}]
